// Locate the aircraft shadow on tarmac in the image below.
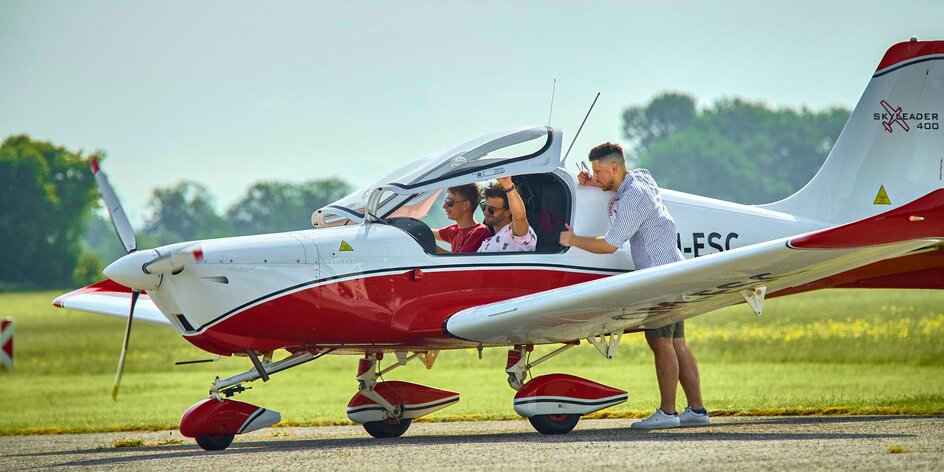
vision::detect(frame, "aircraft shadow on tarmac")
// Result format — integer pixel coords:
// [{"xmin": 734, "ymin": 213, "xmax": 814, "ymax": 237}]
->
[{"xmin": 9, "ymin": 416, "xmax": 927, "ymax": 469}]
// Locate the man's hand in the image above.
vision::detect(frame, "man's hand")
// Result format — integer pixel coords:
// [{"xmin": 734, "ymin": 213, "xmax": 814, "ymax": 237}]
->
[
  {"xmin": 578, "ymin": 170, "xmax": 603, "ymax": 188},
  {"xmin": 559, "ymin": 223, "xmax": 576, "ymax": 247},
  {"xmin": 559, "ymin": 224, "xmax": 619, "ymax": 254},
  {"xmin": 496, "ymin": 176, "xmax": 513, "ymax": 189}
]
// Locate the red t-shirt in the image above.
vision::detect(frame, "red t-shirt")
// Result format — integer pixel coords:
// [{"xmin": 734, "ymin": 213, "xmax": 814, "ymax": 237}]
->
[{"xmin": 438, "ymin": 224, "xmax": 490, "ymax": 253}]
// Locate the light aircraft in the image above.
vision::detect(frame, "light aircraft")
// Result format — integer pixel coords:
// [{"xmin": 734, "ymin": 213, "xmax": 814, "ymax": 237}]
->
[{"xmin": 55, "ymin": 39, "xmax": 944, "ymax": 450}]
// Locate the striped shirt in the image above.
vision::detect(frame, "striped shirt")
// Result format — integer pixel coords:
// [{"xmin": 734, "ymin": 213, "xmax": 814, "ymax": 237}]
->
[{"xmin": 603, "ymin": 169, "xmax": 684, "ymax": 269}]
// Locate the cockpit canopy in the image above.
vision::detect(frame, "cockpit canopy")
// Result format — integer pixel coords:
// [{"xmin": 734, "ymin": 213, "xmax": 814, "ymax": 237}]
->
[{"xmin": 312, "ymin": 126, "xmax": 563, "ymax": 227}]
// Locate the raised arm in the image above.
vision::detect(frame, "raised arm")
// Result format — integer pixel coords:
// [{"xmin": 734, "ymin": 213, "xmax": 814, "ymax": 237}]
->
[{"xmin": 497, "ymin": 176, "xmax": 529, "ymax": 237}]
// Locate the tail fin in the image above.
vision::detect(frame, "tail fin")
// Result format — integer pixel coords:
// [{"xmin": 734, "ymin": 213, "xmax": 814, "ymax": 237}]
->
[{"xmin": 762, "ymin": 40, "xmax": 944, "ymax": 224}]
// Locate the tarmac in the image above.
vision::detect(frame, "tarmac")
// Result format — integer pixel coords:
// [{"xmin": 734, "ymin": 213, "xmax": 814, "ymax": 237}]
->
[{"xmin": 1, "ymin": 416, "xmax": 942, "ymax": 471}]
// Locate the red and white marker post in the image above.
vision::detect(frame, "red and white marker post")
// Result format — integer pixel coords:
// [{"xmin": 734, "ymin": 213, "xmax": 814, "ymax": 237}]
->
[{"xmin": 0, "ymin": 318, "xmax": 12, "ymax": 372}]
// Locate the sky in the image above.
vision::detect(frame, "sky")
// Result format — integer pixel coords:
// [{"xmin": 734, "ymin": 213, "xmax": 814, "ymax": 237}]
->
[{"xmin": 1, "ymin": 0, "xmax": 942, "ymax": 224}]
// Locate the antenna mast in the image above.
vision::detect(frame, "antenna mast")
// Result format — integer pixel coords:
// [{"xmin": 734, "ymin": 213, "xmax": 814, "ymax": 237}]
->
[
  {"xmin": 563, "ymin": 92, "xmax": 600, "ymax": 162},
  {"xmin": 547, "ymin": 79, "xmax": 557, "ymax": 125}
]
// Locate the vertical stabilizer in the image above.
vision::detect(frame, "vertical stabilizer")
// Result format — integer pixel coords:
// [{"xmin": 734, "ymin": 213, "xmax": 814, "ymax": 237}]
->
[{"xmin": 762, "ymin": 40, "xmax": 944, "ymax": 224}]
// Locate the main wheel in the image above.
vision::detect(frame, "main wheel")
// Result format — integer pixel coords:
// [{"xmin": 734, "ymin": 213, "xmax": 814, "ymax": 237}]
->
[
  {"xmin": 528, "ymin": 414, "xmax": 580, "ymax": 435},
  {"xmin": 363, "ymin": 418, "xmax": 412, "ymax": 438},
  {"xmin": 195, "ymin": 433, "xmax": 235, "ymax": 451}
]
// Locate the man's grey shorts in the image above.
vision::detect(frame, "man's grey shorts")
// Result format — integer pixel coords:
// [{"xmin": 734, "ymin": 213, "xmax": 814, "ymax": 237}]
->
[{"xmin": 645, "ymin": 320, "xmax": 685, "ymax": 339}]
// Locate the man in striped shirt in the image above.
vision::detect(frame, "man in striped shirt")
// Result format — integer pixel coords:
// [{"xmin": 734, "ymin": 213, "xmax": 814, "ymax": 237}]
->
[{"xmin": 559, "ymin": 142, "xmax": 708, "ymax": 429}]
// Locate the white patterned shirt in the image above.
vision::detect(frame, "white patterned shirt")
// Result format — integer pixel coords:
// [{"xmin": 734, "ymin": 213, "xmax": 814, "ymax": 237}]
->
[
  {"xmin": 477, "ymin": 223, "xmax": 537, "ymax": 253},
  {"xmin": 603, "ymin": 169, "xmax": 683, "ymax": 269}
]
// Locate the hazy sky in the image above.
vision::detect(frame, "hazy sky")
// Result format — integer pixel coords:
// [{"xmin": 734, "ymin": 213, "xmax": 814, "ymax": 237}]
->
[{"xmin": 2, "ymin": 1, "xmax": 941, "ymax": 224}]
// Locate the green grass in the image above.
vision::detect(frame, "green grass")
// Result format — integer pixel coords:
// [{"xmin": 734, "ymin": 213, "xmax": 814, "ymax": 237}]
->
[{"xmin": 0, "ymin": 289, "xmax": 942, "ymax": 435}]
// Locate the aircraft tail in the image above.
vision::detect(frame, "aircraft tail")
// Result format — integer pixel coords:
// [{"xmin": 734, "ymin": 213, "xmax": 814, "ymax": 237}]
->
[{"xmin": 761, "ymin": 40, "xmax": 944, "ymax": 224}]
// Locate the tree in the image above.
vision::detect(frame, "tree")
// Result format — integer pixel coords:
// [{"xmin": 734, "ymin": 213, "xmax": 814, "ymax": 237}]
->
[
  {"xmin": 0, "ymin": 135, "xmax": 99, "ymax": 289},
  {"xmin": 82, "ymin": 213, "xmax": 127, "ymax": 265},
  {"xmin": 625, "ymin": 96, "xmax": 850, "ymax": 204},
  {"xmin": 621, "ymin": 92, "xmax": 697, "ymax": 164},
  {"xmin": 226, "ymin": 178, "xmax": 352, "ymax": 235},
  {"xmin": 143, "ymin": 181, "xmax": 231, "ymax": 245}
]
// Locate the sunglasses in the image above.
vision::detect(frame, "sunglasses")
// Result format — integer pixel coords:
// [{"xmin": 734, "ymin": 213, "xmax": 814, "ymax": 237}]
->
[
  {"xmin": 479, "ymin": 202, "xmax": 506, "ymax": 215},
  {"xmin": 444, "ymin": 197, "xmax": 467, "ymax": 207}
]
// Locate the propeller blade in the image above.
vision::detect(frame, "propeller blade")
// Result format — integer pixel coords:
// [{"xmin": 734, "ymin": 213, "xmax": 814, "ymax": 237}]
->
[
  {"xmin": 91, "ymin": 158, "xmax": 137, "ymax": 254},
  {"xmin": 112, "ymin": 289, "xmax": 140, "ymax": 401}
]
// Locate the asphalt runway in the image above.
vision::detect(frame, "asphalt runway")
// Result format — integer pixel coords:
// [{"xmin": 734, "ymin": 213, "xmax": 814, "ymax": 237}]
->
[{"xmin": 2, "ymin": 416, "xmax": 942, "ymax": 471}]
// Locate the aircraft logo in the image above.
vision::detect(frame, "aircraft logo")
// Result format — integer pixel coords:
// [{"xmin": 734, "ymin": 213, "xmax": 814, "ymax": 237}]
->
[
  {"xmin": 880, "ymin": 100, "xmax": 910, "ymax": 133},
  {"xmin": 874, "ymin": 100, "xmax": 940, "ymax": 133}
]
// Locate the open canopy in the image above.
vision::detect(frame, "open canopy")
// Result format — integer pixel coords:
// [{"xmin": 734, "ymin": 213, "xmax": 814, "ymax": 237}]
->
[{"xmin": 312, "ymin": 126, "xmax": 563, "ymax": 227}]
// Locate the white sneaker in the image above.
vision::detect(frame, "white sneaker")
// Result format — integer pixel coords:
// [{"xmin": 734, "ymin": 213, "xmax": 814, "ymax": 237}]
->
[
  {"xmin": 679, "ymin": 406, "xmax": 710, "ymax": 426},
  {"xmin": 630, "ymin": 408, "xmax": 680, "ymax": 429}
]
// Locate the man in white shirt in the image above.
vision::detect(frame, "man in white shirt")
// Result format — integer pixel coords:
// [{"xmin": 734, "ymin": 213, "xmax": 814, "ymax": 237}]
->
[
  {"xmin": 477, "ymin": 176, "xmax": 537, "ymax": 252},
  {"xmin": 558, "ymin": 142, "xmax": 708, "ymax": 430}
]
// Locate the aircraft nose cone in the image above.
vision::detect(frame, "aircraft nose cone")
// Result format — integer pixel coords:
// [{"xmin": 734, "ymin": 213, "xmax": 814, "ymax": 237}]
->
[{"xmin": 104, "ymin": 250, "xmax": 163, "ymax": 291}]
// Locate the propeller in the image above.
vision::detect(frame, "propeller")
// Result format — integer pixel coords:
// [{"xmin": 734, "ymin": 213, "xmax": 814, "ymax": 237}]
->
[
  {"xmin": 91, "ymin": 158, "xmax": 136, "ymax": 254},
  {"xmin": 90, "ymin": 157, "xmax": 140, "ymax": 401},
  {"xmin": 112, "ymin": 290, "xmax": 139, "ymax": 400},
  {"xmin": 92, "ymin": 158, "xmax": 204, "ymax": 400}
]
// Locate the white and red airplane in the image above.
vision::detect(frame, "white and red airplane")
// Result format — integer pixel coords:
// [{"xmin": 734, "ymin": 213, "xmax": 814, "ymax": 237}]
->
[{"xmin": 55, "ymin": 39, "xmax": 943, "ymax": 450}]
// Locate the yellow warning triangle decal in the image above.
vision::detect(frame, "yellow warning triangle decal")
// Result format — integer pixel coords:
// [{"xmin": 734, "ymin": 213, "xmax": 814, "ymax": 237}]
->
[
  {"xmin": 339, "ymin": 241, "xmax": 353, "ymax": 251},
  {"xmin": 873, "ymin": 185, "xmax": 891, "ymax": 205}
]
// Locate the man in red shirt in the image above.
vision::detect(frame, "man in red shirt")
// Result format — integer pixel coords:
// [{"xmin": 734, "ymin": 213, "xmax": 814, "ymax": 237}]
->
[{"xmin": 433, "ymin": 183, "xmax": 490, "ymax": 253}]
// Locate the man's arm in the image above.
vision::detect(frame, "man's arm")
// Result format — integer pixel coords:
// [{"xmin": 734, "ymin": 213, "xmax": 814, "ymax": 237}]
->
[
  {"xmin": 559, "ymin": 224, "xmax": 618, "ymax": 254},
  {"xmin": 497, "ymin": 176, "xmax": 529, "ymax": 237},
  {"xmin": 432, "ymin": 228, "xmax": 443, "ymax": 242}
]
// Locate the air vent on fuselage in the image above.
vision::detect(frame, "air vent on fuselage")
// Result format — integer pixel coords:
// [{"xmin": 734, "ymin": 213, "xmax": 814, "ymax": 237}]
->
[{"xmin": 200, "ymin": 276, "xmax": 229, "ymax": 284}]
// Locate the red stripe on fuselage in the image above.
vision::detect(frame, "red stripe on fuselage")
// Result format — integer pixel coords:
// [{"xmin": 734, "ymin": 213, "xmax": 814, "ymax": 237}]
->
[{"xmin": 183, "ymin": 268, "xmax": 607, "ymax": 355}]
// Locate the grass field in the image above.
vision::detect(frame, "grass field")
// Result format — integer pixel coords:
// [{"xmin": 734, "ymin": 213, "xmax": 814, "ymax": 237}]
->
[{"xmin": 1, "ymin": 289, "xmax": 942, "ymax": 435}]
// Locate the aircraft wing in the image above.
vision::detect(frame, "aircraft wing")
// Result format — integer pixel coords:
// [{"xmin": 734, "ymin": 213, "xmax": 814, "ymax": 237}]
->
[
  {"xmin": 445, "ymin": 190, "xmax": 944, "ymax": 345},
  {"xmin": 53, "ymin": 280, "xmax": 171, "ymax": 327}
]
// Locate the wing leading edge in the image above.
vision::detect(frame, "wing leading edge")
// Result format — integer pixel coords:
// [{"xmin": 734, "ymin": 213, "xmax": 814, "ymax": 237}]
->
[
  {"xmin": 445, "ymin": 190, "xmax": 944, "ymax": 345},
  {"xmin": 53, "ymin": 279, "xmax": 171, "ymax": 327}
]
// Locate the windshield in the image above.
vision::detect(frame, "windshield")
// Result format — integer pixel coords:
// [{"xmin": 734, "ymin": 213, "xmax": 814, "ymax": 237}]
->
[{"xmin": 313, "ymin": 126, "xmax": 558, "ymax": 227}]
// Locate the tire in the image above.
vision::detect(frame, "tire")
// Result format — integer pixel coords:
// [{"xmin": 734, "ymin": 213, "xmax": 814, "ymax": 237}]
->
[
  {"xmin": 362, "ymin": 418, "xmax": 412, "ymax": 438},
  {"xmin": 195, "ymin": 433, "xmax": 235, "ymax": 451},
  {"xmin": 528, "ymin": 414, "xmax": 580, "ymax": 435}
]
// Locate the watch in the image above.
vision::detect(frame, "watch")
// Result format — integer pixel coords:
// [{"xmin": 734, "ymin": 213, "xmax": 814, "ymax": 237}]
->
[{"xmin": 503, "ymin": 184, "xmax": 516, "ymax": 193}]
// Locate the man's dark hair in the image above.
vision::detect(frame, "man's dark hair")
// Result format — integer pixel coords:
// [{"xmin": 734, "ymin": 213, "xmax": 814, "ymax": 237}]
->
[
  {"xmin": 588, "ymin": 142, "xmax": 625, "ymax": 165},
  {"xmin": 482, "ymin": 182, "xmax": 509, "ymax": 209},
  {"xmin": 447, "ymin": 183, "xmax": 480, "ymax": 207}
]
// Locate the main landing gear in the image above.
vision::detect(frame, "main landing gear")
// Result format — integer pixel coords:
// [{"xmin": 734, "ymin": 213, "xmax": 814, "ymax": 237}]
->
[
  {"xmin": 505, "ymin": 336, "xmax": 628, "ymax": 435},
  {"xmin": 346, "ymin": 351, "xmax": 458, "ymax": 438},
  {"xmin": 179, "ymin": 349, "xmax": 331, "ymax": 451}
]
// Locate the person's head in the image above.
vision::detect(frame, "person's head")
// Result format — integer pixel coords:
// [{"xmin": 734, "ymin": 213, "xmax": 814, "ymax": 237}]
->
[
  {"xmin": 588, "ymin": 142, "xmax": 627, "ymax": 191},
  {"xmin": 481, "ymin": 182, "xmax": 512, "ymax": 227},
  {"xmin": 442, "ymin": 183, "xmax": 480, "ymax": 221}
]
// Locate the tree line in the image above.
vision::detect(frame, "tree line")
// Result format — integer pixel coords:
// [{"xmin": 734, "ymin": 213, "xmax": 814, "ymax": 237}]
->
[
  {"xmin": 0, "ymin": 134, "xmax": 351, "ymax": 290},
  {"xmin": 0, "ymin": 94, "xmax": 851, "ymax": 289},
  {"xmin": 623, "ymin": 92, "xmax": 850, "ymax": 204}
]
